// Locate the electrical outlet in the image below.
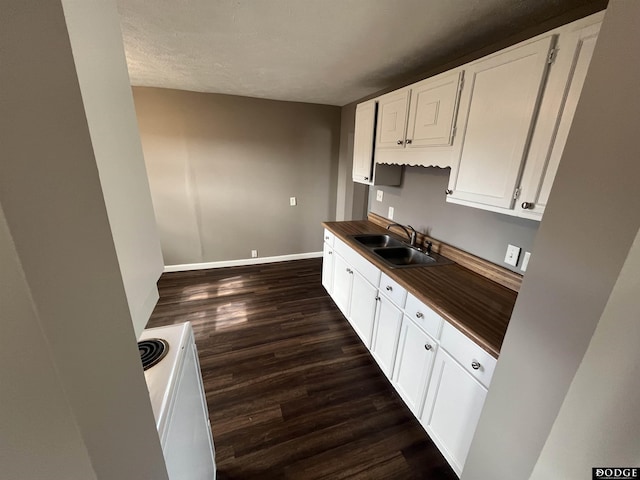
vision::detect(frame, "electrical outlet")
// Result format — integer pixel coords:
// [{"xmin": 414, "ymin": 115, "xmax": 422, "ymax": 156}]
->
[
  {"xmin": 289, "ymin": 197, "xmax": 297, "ymax": 206},
  {"xmin": 521, "ymin": 251, "xmax": 531, "ymax": 272},
  {"xmin": 251, "ymin": 250, "xmax": 258, "ymax": 258},
  {"xmin": 388, "ymin": 206, "xmax": 394, "ymax": 220},
  {"xmin": 376, "ymin": 190, "xmax": 384, "ymax": 202},
  {"xmin": 504, "ymin": 244, "xmax": 521, "ymax": 267}
]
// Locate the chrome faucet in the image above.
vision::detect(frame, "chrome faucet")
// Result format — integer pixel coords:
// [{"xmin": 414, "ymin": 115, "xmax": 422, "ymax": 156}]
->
[{"xmin": 387, "ymin": 223, "xmax": 417, "ymax": 247}]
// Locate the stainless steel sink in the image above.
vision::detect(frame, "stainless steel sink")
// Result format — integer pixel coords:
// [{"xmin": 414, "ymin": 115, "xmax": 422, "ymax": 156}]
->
[
  {"xmin": 373, "ymin": 246, "xmax": 438, "ymax": 267},
  {"xmin": 351, "ymin": 234, "xmax": 405, "ymax": 248},
  {"xmin": 350, "ymin": 234, "xmax": 453, "ymax": 268}
]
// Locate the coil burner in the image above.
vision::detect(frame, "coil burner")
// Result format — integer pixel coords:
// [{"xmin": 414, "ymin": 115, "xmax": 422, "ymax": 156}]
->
[{"xmin": 138, "ymin": 338, "xmax": 169, "ymax": 371}]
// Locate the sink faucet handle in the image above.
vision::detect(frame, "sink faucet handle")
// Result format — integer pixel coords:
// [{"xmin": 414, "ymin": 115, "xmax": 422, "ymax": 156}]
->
[{"xmin": 425, "ymin": 241, "xmax": 433, "ymax": 255}]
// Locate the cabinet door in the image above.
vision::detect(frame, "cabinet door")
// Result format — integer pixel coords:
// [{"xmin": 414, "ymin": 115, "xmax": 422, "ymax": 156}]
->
[
  {"xmin": 321, "ymin": 242, "xmax": 334, "ymax": 295},
  {"xmin": 375, "ymin": 89, "xmax": 410, "ymax": 150},
  {"xmin": 405, "ymin": 71, "xmax": 463, "ymax": 148},
  {"xmin": 348, "ymin": 270, "xmax": 378, "ymax": 348},
  {"xmin": 370, "ymin": 294, "xmax": 403, "ymax": 378},
  {"xmin": 352, "ymin": 101, "xmax": 377, "ymax": 183},
  {"xmin": 392, "ymin": 317, "xmax": 437, "ymax": 417},
  {"xmin": 518, "ymin": 23, "xmax": 600, "ymax": 219},
  {"xmin": 421, "ymin": 349, "xmax": 488, "ymax": 476},
  {"xmin": 331, "ymin": 253, "xmax": 352, "ymax": 318},
  {"xmin": 448, "ymin": 36, "xmax": 555, "ymax": 209}
]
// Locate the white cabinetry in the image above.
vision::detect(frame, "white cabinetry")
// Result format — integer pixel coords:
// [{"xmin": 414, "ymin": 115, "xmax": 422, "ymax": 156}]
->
[
  {"xmin": 370, "ymin": 293, "xmax": 403, "ymax": 378},
  {"xmin": 329, "ymin": 237, "xmax": 381, "ymax": 347},
  {"xmin": 421, "ymin": 349, "xmax": 487, "ymax": 476},
  {"xmin": 321, "ymin": 231, "xmax": 335, "ymax": 295},
  {"xmin": 370, "ymin": 273, "xmax": 406, "ymax": 378},
  {"xmin": 375, "ymin": 71, "xmax": 464, "ymax": 168},
  {"xmin": 331, "ymin": 252, "xmax": 352, "ymax": 317},
  {"xmin": 516, "ymin": 21, "xmax": 601, "ymax": 219},
  {"xmin": 349, "ymin": 270, "xmax": 379, "ymax": 347},
  {"xmin": 420, "ymin": 323, "xmax": 497, "ymax": 475},
  {"xmin": 352, "ymin": 100, "xmax": 402, "ymax": 186},
  {"xmin": 375, "ymin": 89, "xmax": 410, "ymax": 150},
  {"xmin": 392, "ymin": 316, "xmax": 438, "ymax": 417},
  {"xmin": 446, "ymin": 36, "xmax": 555, "ymax": 209},
  {"xmin": 446, "ymin": 14, "xmax": 602, "ymax": 220},
  {"xmin": 322, "ymin": 231, "xmax": 499, "ymax": 476}
]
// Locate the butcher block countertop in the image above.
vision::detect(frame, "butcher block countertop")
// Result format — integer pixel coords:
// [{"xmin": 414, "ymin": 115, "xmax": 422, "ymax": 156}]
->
[{"xmin": 322, "ymin": 220, "xmax": 519, "ymax": 358}]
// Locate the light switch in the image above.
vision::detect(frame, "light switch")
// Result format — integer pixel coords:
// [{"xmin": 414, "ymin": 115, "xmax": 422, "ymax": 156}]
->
[
  {"xmin": 388, "ymin": 206, "xmax": 394, "ymax": 220},
  {"xmin": 376, "ymin": 190, "xmax": 384, "ymax": 202},
  {"xmin": 289, "ymin": 197, "xmax": 297, "ymax": 206},
  {"xmin": 504, "ymin": 244, "xmax": 521, "ymax": 267},
  {"xmin": 521, "ymin": 251, "xmax": 531, "ymax": 272}
]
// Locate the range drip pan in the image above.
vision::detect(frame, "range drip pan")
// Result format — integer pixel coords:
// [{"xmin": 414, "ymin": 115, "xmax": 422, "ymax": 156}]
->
[{"xmin": 138, "ymin": 338, "xmax": 169, "ymax": 370}]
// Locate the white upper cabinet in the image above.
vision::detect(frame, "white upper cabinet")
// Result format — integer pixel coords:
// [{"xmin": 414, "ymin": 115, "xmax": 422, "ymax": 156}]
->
[
  {"xmin": 446, "ymin": 36, "xmax": 555, "ymax": 209},
  {"xmin": 446, "ymin": 13, "xmax": 603, "ymax": 219},
  {"xmin": 352, "ymin": 101, "xmax": 377, "ymax": 183},
  {"xmin": 405, "ymin": 71, "xmax": 463, "ymax": 148},
  {"xmin": 352, "ymin": 100, "xmax": 403, "ymax": 186},
  {"xmin": 375, "ymin": 70, "xmax": 464, "ymax": 168},
  {"xmin": 516, "ymin": 21, "xmax": 601, "ymax": 219},
  {"xmin": 375, "ymin": 89, "xmax": 411, "ymax": 150}
]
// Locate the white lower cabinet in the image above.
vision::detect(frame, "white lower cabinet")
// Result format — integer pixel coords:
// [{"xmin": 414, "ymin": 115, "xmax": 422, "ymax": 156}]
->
[
  {"xmin": 331, "ymin": 253, "xmax": 352, "ymax": 317},
  {"xmin": 392, "ymin": 316, "xmax": 438, "ymax": 417},
  {"xmin": 321, "ymin": 241, "xmax": 334, "ymax": 295},
  {"xmin": 370, "ymin": 294, "xmax": 403, "ymax": 378},
  {"xmin": 349, "ymin": 269, "xmax": 378, "ymax": 348},
  {"xmin": 421, "ymin": 349, "xmax": 489, "ymax": 476},
  {"xmin": 323, "ymin": 231, "xmax": 497, "ymax": 477}
]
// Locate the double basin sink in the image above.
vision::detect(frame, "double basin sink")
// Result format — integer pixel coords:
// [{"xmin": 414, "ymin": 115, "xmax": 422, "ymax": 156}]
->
[{"xmin": 350, "ymin": 234, "xmax": 452, "ymax": 269}]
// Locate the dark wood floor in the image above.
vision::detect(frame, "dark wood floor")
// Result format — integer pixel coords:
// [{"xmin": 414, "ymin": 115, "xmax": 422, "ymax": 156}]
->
[{"xmin": 148, "ymin": 258, "xmax": 457, "ymax": 480}]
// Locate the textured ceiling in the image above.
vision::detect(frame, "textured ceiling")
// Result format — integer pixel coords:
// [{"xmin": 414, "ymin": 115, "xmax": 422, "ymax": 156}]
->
[{"xmin": 117, "ymin": 0, "xmax": 602, "ymax": 106}]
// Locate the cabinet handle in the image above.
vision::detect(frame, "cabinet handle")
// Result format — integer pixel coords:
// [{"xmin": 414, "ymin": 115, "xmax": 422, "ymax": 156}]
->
[
  {"xmin": 386, "ymin": 285, "xmax": 393, "ymax": 292},
  {"xmin": 471, "ymin": 361, "xmax": 481, "ymax": 370},
  {"xmin": 424, "ymin": 344, "xmax": 432, "ymax": 351},
  {"xmin": 325, "ymin": 236, "xmax": 330, "ymax": 240},
  {"xmin": 328, "ymin": 251, "xmax": 332, "ymax": 255},
  {"xmin": 396, "ymin": 140, "xmax": 403, "ymax": 145},
  {"xmin": 416, "ymin": 312, "xmax": 424, "ymax": 319},
  {"xmin": 445, "ymin": 189, "xmax": 453, "ymax": 195},
  {"xmin": 375, "ymin": 296, "xmax": 381, "ymax": 301},
  {"xmin": 405, "ymin": 139, "xmax": 412, "ymax": 145},
  {"xmin": 521, "ymin": 201, "xmax": 534, "ymax": 210},
  {"xmin": 364, "ymin": 176, "xmax": 369, "ymax": 181}
]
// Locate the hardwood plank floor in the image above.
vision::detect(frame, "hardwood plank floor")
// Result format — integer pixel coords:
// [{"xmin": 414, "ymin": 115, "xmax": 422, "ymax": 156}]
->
[{"xmin": 148, "ymin": 258, "xmax": 457, "ymax": 480}]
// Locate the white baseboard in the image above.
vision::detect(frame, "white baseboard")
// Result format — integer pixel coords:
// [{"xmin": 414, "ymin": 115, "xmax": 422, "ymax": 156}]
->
[{"xmin": 164, "ymin": 251, "xmax": 323, "ymax": 273}]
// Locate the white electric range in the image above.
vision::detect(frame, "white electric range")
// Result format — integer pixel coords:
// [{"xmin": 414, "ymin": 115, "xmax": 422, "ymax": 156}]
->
[{"xmin": 139, "ymin": 322, "xmax": 216, "ymax": 480}]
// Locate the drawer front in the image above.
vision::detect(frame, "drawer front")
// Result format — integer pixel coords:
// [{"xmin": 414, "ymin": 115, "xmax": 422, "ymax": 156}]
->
[
  {"xmin": 379, "ymin": 272, "xmax": 407, "ymax": 308},
  {"xmin": 323, "ymin": 229, "xmax": 335, "ymax": 248},
  {"xmin": 334, "ymin": 237, "xmax": 380, "ymax": 287},
  {"xmin": 440, "ymin": 322, "xmax": 497, "ymax": 388},
  {"xmin": 404, "ymin": 293, "xmax": 444, "ymax": 340}
]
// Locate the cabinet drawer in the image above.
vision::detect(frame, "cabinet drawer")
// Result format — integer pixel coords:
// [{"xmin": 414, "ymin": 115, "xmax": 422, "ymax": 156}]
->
[
  {"xmin": 404, "ymin": 293, "xmax": 444, "ymax": 340},
  {"xmin": 440, "ymin": 322, "xmax": 497, "ymax": 388},
  {"xmin": 323, "ymin": 229, "xmax": 335, "ymax": 248},
  {"xmin": 334, "ymin": 237, "xmax": 381, "ymax": 287},
  {"xmin": 379, "ymin": 272, "xmax": 407, "ymax": 308}
]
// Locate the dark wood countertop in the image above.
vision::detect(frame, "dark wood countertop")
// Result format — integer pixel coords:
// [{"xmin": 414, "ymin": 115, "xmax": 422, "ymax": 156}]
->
[{"xmin": 322, "ymin": 220, "xmax": 518, "ymax": 358}]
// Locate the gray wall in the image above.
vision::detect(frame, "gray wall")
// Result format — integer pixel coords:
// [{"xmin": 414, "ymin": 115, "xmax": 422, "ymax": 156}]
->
[
  {"xmin": 368, "ymin": 167, "xmax": 539, "ymax": 272},
  {"xmin": 133, "ymin": 87, "xmax": 341, "ymax": 266},
  {"xmin": 1, "ymin": 1, "xmax": 168, "ymax": 478},
  {"xmin": 63, "ymin": 0, "xmax": 164, "ymax": 338},
  {"xmin": 463, "ymin": 2, "xmax": 640, "ymax": 478}
]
